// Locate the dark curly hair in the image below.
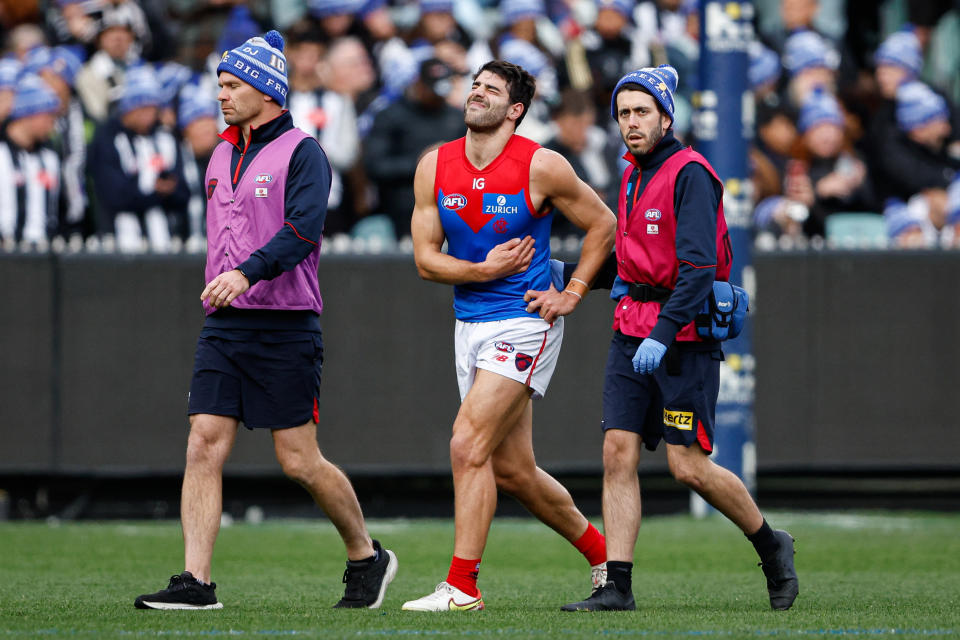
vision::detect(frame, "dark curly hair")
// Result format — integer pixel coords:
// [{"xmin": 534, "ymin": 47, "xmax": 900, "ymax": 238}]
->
[{"xmin": 473, "ymin": 59, "xmax": 537, "ymax": 127}]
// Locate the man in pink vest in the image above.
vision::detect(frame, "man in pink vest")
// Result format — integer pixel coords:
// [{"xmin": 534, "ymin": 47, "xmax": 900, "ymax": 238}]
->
[
  {"xmin": 561, "ymin": 66, "xmax": 798, "ymax": 612},
  {"xmin": 134, "ymin": 30, "xmax": 397, "ymax": 611}
]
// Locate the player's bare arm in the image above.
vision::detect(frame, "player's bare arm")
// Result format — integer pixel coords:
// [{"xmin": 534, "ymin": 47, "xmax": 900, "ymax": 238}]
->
[
  {"xmin": 412, "ymin": 149, "xmax": 536, "ymax": 285},
  {"xmin": 524, "ymin": 148, "xmax": 616, "ymax": 322}
]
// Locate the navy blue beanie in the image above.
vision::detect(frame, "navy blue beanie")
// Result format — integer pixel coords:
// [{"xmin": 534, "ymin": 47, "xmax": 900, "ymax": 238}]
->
[{"xmin": 610, "ymin": 65, "xmax": 678, "ymax": 122}]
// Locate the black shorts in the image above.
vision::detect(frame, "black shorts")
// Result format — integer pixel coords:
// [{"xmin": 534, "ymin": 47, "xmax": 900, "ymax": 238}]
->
[
  {"xmin": 601, "ymin": 332, "xmax": 721, "ymax": 452},
  {"xmin": 188, "ymin": 331, "xmax": 324, "ymax": 430}
]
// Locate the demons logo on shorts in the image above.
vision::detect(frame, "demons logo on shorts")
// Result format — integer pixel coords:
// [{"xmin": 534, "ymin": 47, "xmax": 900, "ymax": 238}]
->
[
  {"xmin": 515, "ymin": 353, "xmax": 533, "ymax": 372},
  {"xmin": 207, "ymin": 178, "xmax": 218, "ymax": 200}
]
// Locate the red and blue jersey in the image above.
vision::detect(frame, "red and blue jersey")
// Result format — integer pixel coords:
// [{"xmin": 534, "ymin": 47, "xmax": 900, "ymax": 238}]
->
[{"xmin": 435, "ymin": 135, "xmax": 553, "ymax": 321}]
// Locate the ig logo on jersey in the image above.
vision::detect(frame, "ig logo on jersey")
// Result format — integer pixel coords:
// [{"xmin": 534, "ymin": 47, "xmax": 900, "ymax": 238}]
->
[{"xmin": 441, "ymin": 193, "xmax": 467, "ymax": 211}]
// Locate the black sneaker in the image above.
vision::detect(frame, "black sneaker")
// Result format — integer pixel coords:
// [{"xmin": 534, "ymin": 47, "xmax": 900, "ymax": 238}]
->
[
  {"xmin": 134, "ymin": 571, "xmax": 223, "ymax": 610},
  {"xmin": 332, "ymin": 539, "xmax": 398, "ymax": 609},
  {"xmin": 561, "ymin": 583, "xmax": 636, "ymax": 611},
  {"xmin": 760, "ymin": 529, "xmax": 799, "ymax": 610}
]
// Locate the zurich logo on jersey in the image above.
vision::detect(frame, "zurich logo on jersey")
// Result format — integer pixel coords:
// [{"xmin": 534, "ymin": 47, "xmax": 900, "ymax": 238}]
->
[
  {"xmin": 483, "ymin": 191, "xmax": 525, "ymax": 215},
  {"xmin": 644, "ymin": 208, "xmax": 662, "ymax": 221},
  {"xmin": 441, "ymin": 193, "xmax": 467, "ymax": 211}
]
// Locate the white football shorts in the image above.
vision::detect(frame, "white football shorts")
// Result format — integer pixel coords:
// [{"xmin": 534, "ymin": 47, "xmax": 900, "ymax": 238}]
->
[{"xmin": 454, "ymin": 315, "xmax": 564, "ymax": 400}]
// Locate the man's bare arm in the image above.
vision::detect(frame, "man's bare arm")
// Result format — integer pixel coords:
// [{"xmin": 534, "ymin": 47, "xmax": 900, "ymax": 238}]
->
[{"xmin": 411, "ymin": 149, "xmax": 536, "ymax": 285}]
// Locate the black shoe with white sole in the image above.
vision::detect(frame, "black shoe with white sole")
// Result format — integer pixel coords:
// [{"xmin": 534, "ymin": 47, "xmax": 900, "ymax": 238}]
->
[
  {"xmin": 135, "ymin": 571, "xmax": 223, "ymax": 610},
  {"xmin": 333, "ymin": 539, "xmax": 398, "ymax": 609}
]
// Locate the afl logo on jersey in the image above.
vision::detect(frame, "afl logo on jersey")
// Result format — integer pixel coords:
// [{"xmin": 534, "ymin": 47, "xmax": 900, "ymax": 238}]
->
[
  {"xmin": 442, "ymin": 193, "xmax": 467, "ymax": 211},
  {"xmin": 495, "ymin": 341, "xmax": 514, "ymax": 353},
  {"xmin": 644, "ymin": 208, "xmax": 662, "ymax": 221},
  {"xmin": 254, "ymin": 173, "xmax": 273, "ymax": 184}
]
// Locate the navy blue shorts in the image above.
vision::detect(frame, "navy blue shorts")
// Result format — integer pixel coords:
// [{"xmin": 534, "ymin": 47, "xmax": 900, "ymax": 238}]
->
[
  {"xmin": 188, "ymin": 331, "xmax": 324, "ymax": 430},
  {"xmin": 601, "ymin": 332, "xmax": 722, "ymax": 452}
]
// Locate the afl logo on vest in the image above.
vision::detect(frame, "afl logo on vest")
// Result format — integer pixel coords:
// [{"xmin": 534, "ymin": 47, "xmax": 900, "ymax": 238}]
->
[
  {"xmin": 254, "ymin": 173, "xmax": 273, "ymax": 184},
  {"xmin": 441, "ymin": 193, "xmax": 467, "ymax": 211},
  {"xmin": 644, "ymin": 208, "xmax": 662, "ymax": 221}
]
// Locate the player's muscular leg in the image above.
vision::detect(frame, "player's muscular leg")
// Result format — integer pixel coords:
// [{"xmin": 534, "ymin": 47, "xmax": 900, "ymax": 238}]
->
[
  {"xmin": 491, "ymin": 404, "xmax": 589, "ymax": 542},
  {"xmin": 450, "ymin": 370, "xmax": 532, "ymax": 559},
  {"xmin": 666, "ymin": 443, "xmax": 763, "ymax": 534},
  {"xmin": 602, "ymin": 429, "xmax": 643, "ymax": 561},
  {"xmin": 182, "ymin": 413, "xmax": 238, "ymax": 582},
  {"xmin": 273, "ymin": 422, "xmax": 374, "ymax": 560}
]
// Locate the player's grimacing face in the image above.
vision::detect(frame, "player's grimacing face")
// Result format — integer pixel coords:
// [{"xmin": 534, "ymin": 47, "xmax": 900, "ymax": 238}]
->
[
  {"xmin": 464, "ymin": 70, "xmax": 512, "ymax": 132},
  {"xmin": 617, "ymin": 89, "xmax": 670, "ymax": 156}
]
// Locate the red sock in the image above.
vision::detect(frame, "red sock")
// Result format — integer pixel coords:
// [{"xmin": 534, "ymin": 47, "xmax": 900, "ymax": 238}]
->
[
  {"xmin": 573, "ymin": 522, "xmax": 607, "ymax": 566},
  {"xmin": 446, "ymin": 556, "xmax": 481, "ymax": 597}
]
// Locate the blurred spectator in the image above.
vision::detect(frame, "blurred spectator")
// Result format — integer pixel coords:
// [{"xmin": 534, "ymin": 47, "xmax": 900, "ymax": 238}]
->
[
  {"xmin": 883, "ymin": 196, "xmax": 940, "ymax": 249},
  {"xmin": 750, "ymin": 102, "xmax": 797, "ymax": 203},
  {"xmin": 633, "ymin": 0, "xmax": 692, "ymax": 68},
  {"xmin": 45, "ymin": 0, "xmax": 99, "ymax": 49},
  {"xmin": 307, "ymin": 0, "xmax": 364, "ymax": 40},
  {"xmin": 749, "ymin": 40, "xmax": 782, "ymax": 107},
  {"xmin": 542, "ymin": 87, "xmax": 611, "ymax": 235},
  {"xmin": 787, "ymin": 87, "xmax": 876, "ymax": 237},
  {"xmin": 177, "ymin": 86, "xmax": 219, "ymax": 247},
  {"xmin": 782, "ymin": 29, "xmax": 839, "ymax": 109},
  {"xmin": 363, "ymin": 57, "xmax": 463, "ymax": 239},
  {"xmin": 0, "ymin": 75, "xmax": 63, "ymax": 250},
  {"xmin": 0, "ymin": 73, "xmax": 63, "ymax": 243},
  {"xmin": 74, "ymin": 9, "xmax": 140, "ymax": 121},
  {"xmin": 753, "ymin": 195, "xmax": 808, "ymax": 241},
  {"xmin": 7, "ymin": 23, "xmax": 47, "ymax": 60},
  {"xmin": 499, "ymin": 37, "xmax": 554, "ymax": 142},
  {"xmin": 408, "ymin": 0, "xmax": 470, "ymax": 54},
  {"xmin": 320, "ymin": 36, "xmax": 378, "ymax": 110},
  {"xmin": 24, "ymin": 45, "xmax": 88, "ymax": 238},
  {"xmin": 287, "ymin": 28, "xmax": 364, "ymax": 236},
  {"xmin": 74, "ymin": 0, "xmax": 154, "ymax": 59},
  {"xmin": 0, "ymin": 56, "xmax": 21, "ymax": 122},
  {"xmin": 872, "ymin": 81, "xmax": 959, "ymax": 205},
  {"xmin": 156, "ymin": 61, "xmax": 194, "ymax": 132},
  {"xmin": 569, "ymin": 0, "xmax": 643, "ymax": 119},
  {"xmin": 873, "ymin": 29, "xmax": 924, "ymax": 103},
  {"xmin": 357, "ymin": 0, "xmax": 411, "ymax": 88},
  {"xmin": 87, "ymin": 67, "xmax": 189, "ymax": 252}
]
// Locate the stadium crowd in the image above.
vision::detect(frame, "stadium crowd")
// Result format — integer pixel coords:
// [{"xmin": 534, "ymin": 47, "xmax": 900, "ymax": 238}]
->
[{"xmin": 0, "ymin": 0, "xmax": 958, "ymax": 253}]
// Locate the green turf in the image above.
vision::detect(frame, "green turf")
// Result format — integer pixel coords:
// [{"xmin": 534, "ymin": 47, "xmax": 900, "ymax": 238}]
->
[{"xmin": 1, "ymin": 512, "xmax": 958, "ymax": 638}]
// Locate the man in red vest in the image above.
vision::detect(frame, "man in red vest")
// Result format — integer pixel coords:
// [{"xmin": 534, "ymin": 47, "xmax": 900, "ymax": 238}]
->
[{"xmin": 561, "ymin": 66, "xmax": 798, "ymax": 612}]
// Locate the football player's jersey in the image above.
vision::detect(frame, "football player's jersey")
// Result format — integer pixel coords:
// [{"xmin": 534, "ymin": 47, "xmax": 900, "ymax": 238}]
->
[{"xmin": 435, "ymin": 135, "xmax": 554, "ymax": 322}]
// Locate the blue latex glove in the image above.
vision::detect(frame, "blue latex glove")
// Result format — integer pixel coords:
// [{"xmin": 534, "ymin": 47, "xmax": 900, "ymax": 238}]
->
[
  {"xmin": 632, "ymin": 338, "xmax": 667, "ymax": 374},
  {"xmin": 549, "ymin": 258, "xmax": 565, "ymax": 290},
  {"xmin": 610, "ymin": 275, "xmax": 628, "ymax": 301}
]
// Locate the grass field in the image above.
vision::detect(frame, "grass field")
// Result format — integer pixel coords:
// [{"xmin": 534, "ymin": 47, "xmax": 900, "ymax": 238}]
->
[{"xmin": 1, "ymin": 512, "xmax": 958, "ymax": 639}]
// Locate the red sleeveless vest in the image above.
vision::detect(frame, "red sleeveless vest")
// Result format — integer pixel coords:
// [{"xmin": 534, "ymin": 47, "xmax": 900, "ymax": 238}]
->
[{"xmin": 613, "ymin": 147, "xmax": 731, "ymax": 341}]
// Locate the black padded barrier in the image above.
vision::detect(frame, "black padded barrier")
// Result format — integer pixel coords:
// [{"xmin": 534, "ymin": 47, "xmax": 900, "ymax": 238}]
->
[{"xmin": 2, "ymin": 251, "xmax": 958, "ymax": 475}]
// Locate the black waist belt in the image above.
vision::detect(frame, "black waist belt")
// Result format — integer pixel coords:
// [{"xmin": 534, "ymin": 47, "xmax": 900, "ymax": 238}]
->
[{"xmin": 627, "ymin": 283, "xmax": 673, "ymax": 304}]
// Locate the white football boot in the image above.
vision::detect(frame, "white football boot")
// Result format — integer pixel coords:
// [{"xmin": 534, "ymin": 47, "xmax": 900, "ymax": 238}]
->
[{"xmin": 401, "ymin": 582, "xmax": 484, "ymax": 611}]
